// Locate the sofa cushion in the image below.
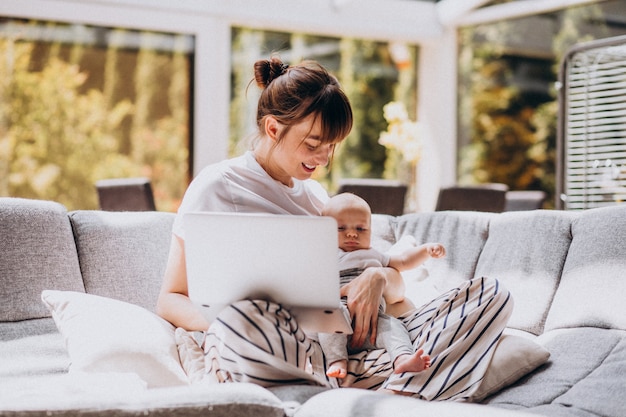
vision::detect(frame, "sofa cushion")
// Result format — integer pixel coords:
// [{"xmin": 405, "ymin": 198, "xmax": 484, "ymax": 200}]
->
[
  {"xmin": 484, "ymin": 327, "xmax": 624, "ymax": 415},
  {"xmin": 41, "ymin": 290, "xmax": 188, "ymax": 388},
  {"xmin": 475, "ymin": 210, "xmax": 575, "ymax": 335},
  {"xmin": 545, "ymin": 205, "xmax": 626, "ymax": 331},
  {"xmin": 0, "ymin": 198, "xmax": 84, "ymax": 322},
  {"xmin": 269, "ymin": 385, "xmax": 330, "ymax": 416},
  {"xmin": 0, "ymin": 378, "xmax": 286, "ymax": 417},
  {"xmin": 69, "ymin": 210, "xmax": 174, "ymax": 312},
  {"xmin": 0, "ymin": 319, "xmax": 69, "ymax": 378},
  {"xmin": 0, "ymin": 373, "xmax": 148, "ymax": 411},
  {"xmin": 554, "ymin": 332, "xmax": 626, "ymax": 417},
  {"xmin": 294, "ymin": 387, "xmax": 539, "ymax": 417},
  {"xmin": 469, "ymin": 332, "xmax": 550, "ymax": 402}
]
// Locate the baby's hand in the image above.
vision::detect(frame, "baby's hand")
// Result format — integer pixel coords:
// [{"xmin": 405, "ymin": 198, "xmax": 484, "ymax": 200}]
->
[{"xmin": 427, "ymin": 243, "xmax": 446, "ymax": 259}]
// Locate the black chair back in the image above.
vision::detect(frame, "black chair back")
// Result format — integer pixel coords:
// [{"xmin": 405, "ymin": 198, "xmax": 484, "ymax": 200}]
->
[
  {"xmin": 337, "ymin": 178, "xmax": 408, "ymax": 216},
  {"xmin": 435, "ymin": 184, "xmax": 508, "ymax": 213},
  {"xmin": 504, "ymin": 190, "xmax": 547, "ymax": 211},
  {"xmin": 96, "ymin": 177, "xmax": 156, "ymax": 211}
]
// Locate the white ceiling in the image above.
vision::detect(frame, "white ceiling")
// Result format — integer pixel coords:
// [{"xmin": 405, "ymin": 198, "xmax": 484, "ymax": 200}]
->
[
  {"xmin": 201, "ymin": 0, "xmax": 605, "ymax": 43},
  {"xmin": 23, "ymin": 0, "xmax": 602, "ymax": 44}
]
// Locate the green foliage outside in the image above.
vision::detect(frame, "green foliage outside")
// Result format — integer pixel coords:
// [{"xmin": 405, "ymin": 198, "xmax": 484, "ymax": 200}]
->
[
  {"xmin": 4, "ymin": 4, "xmax": 617, "ymax": 213},
  {"xmin": 457, "ymin": 4, "xmax": 612, "ymax": 208},
  {"xmin": 0, "ymin": 25, "xmax": 190, "ymax": 212}
]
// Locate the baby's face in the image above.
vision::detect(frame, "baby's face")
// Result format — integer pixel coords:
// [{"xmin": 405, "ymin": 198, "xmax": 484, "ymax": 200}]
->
[{"xmin": 333, "ymin": 206, "xmax": 371, "ymax": 252}]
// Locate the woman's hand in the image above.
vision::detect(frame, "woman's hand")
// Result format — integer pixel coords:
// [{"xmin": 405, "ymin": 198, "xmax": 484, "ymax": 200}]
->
[{"xmin": 340, "ymin": 267, "xmax": 404, "ymax": 348}]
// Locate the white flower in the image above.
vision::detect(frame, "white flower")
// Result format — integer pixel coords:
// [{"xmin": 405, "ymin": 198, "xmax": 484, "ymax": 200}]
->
[
  {"xmin": 378, "ymin": 102, "xmax": 422, "ymax": 164},
  {"xmin": 383, "ymin": 101, "xmax": 408, "ymax": 123}
]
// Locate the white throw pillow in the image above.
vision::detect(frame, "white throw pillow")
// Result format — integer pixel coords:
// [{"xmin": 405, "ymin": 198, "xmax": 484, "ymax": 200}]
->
[
  {"xmin": 469, "ymin": 333, "xmax": 550, "ymax": 401},
  {"xmin": 41, "ymin": 290, "xmax": 189, "ymax": 388}
]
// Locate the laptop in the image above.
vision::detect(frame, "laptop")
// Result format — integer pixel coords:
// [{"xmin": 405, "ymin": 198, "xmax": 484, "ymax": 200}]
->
[{"xmin": 183, "ymin": 212, "xmax": 353, "ymax": 335}]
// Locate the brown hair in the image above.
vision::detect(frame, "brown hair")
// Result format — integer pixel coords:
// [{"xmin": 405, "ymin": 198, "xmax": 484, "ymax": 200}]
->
[{"xmin": 253, "ymin": 55, "xmax": 353, "ymax": 146}]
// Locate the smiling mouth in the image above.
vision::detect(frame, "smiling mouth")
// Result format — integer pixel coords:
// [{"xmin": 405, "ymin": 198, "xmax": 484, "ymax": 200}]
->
[{"xmin": 302, "ymin": 163, "xmax": 316, "ymax": 172}]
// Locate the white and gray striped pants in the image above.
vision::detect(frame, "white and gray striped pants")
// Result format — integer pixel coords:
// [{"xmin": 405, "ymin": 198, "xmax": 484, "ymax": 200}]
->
[{"xmin": 204, "ymin": 276, "xmax": 513, "ymax": 401}]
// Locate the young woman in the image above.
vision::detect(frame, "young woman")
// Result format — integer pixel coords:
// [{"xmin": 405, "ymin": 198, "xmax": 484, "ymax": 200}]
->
[{"xmin": 157, "ymin": 56, "xmax": 513, "ymax": 400}]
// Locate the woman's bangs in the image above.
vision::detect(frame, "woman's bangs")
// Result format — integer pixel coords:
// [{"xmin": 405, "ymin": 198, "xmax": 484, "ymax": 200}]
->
[{"xmin": 318, "ymin": 93, "xmax": 353, "ymax": 144}]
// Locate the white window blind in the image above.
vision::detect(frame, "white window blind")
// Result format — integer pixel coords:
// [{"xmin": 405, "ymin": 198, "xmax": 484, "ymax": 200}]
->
[{"xmin": 560, "ymin": 35, "xmax": 626, "ymax": 210}]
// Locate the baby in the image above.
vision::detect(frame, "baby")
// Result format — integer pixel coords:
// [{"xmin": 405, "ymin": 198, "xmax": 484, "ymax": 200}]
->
[{"xmin": 319, "ymin": 192, "xmax": 446, "ymax": 379}]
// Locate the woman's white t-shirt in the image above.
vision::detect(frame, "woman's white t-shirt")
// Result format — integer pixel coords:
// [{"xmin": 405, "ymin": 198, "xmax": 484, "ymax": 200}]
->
[{"xmin": 172, "ymin": 151, "xmax": 330, "ymax": 239}]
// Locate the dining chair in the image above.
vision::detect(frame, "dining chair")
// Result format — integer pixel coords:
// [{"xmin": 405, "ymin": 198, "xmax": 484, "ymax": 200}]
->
[
  {"xmin": 95, "ymin": 177, "xmax": 157, "ymax": 211},
  {"xmin": 504, "ymin": 190, "xmax": 547, "ymax": 211},
  {"xmin": 435, "ymin": 183, "xmax": 508, "ymax": 213},
  {"xmin": 336, "ymin": 178, "xmax": 408, "ymax": 216}
]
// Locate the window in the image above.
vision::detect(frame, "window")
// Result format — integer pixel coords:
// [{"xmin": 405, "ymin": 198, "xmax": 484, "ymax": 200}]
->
[
  {"xmin": 457, "ymin": 0, "xmax": 626, "ymax": 208},
  {"xmin": 0, "ymin": 18, "xmax": 194, "ymax": 211},
  {"xmin": 229, "ymin": 28, "xmax": 419, "ymax": 191}
]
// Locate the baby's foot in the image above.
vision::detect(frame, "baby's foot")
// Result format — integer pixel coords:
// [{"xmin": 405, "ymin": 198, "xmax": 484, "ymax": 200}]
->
[
  {"xmin": 326, "ymin": 360, "xmax": 348, "ymax": 379},
  {"xmin": 393, "ymin": 349, "xmax": 431, "ymax": 374}
]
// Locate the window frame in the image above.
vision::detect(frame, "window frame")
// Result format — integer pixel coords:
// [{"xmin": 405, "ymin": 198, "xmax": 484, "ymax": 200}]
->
[
  {"xmin": 0, "ymin": 0, "xmax": 230, "ymax": 176},
  {"xmin": 0, "ymin": 0, "xmax": 444, "ymax": 177}
]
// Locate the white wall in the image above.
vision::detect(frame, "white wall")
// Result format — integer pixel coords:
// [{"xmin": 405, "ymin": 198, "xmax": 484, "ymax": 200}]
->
[{"xmin": 416, "ymin": 28, "xmax": 459, "ymax": 211}]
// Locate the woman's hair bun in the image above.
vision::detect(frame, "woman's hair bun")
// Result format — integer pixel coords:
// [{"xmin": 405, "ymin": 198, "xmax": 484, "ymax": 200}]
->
[{"xmin": 254, "ymin": 56, "xmax": 289, "ymax": 88}]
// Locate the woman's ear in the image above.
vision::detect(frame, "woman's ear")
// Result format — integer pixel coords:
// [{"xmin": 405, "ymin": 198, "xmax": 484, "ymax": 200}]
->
[{"xmin": 264, "ymin": 116, "xmax": 280, "ymax": 142}]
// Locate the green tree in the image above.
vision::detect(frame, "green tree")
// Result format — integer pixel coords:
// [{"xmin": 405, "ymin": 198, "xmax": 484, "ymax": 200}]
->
[
  {"xmin": 458, "ymin": 3, "xmax": 612, "ymax": 208},
  {"xmin": 0, "ymin": 22, "xmax": 192, "ymax": 212},
  {"xmin": 3, "ymin": 48, "xmax": 129, "ymax": 209},
  {"xmin": 458, "ymin": 53, "xmax": 544, "ymax": 189},
  {"xmin": 338, "ymin": 39, "xmax": 397, "ymax": 182},
  {"xmin": 3, "ymin": 42, "xmax": 132, "ymax": 209}
]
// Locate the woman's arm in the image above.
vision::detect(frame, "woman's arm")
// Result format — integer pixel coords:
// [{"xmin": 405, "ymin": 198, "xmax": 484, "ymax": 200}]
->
[
  {"xmin": 340, "ymin": 266, "xmax": 404, "ymax": 348},
  {"xmin": 156, "ymin": 235, "xmax": 210, "ymax": 331}
]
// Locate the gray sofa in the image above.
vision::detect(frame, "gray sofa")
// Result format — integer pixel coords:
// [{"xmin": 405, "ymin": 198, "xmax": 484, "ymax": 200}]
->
[{"xmin": 1, "ymin": 197, "xmax": 625, "ymax": 417}]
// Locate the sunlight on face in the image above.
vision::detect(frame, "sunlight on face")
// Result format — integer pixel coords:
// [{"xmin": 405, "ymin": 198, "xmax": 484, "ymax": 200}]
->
[{"xmin": 269, "ymin": 115, "xmax": 339, "ymax": 186}]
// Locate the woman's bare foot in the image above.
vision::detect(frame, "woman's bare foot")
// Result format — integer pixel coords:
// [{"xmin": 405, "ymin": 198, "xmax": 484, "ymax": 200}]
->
[
  {"xmin": 326, "ymin": 359, "xmax": 348, "ymax": 379},
  {"xmin": 393, "ymin": 349, "xmax": 431, "ymax": 374}
]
